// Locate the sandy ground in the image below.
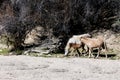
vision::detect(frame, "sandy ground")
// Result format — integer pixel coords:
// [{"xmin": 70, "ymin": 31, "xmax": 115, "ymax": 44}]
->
[{"xmin": 0, "ymin": 55, "xmax": 120, "ymax": 80}]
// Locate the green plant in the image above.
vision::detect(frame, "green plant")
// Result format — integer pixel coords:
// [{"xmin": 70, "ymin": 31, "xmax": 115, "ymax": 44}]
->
[{"xmin": 0, "ymin": 48, "xmax": 9, "ymax": 55}]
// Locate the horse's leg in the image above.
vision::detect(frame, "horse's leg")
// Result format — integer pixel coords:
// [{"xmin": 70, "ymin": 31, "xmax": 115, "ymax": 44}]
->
[
  {"xmin": 81, "ymin": 44, "xmax": 85, "ymax": 55},
  {"xmin": 104, "ymin": 42, "xmax": 108, "ymax": 51},
  {"xmin": 74, "ymin": 49, "xmax": 77, "ymax": 57},
  {"xmin": 76, "ymin": 48, "xmax": 80, "ymax": 57},
  {"xmin": 104, "ymin": 42, "xmax": 108, "ymax": 58},
  {"xmin": 88, "ymin": 48, "xmax": 92, "ymax": 58},
  {"xmin": 70, "ymin": 48, "xmax": 76, "ymax": 57},
  {"xmin": 96, "ymin": 48, "xmax": 100, "ymax": 58},
  {"xmin": 88, "ymin": 47, "xmax": 94, "ymax": 58},
  {"xmin": 105, "ymin": 52, "xmax": 108, "ymax": 58},
  {"xmin": 90, "ymin": 48, "xmax": 94, "ymax": 58},
  {"xmin": 84, "ymin": 45, "xmax": 89, "ymax": 56}
]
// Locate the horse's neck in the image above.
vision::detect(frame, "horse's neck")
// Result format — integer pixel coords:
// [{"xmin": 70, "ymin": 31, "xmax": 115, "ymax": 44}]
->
[{"xmin": 81, "ymin": 38, "xmax": 89, "ymax": 43}]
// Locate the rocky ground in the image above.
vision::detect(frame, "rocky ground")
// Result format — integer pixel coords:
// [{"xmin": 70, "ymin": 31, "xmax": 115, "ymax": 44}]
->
[{"xmin": 0, "ymin": 55, "xmax": 120, "ymax": 80}]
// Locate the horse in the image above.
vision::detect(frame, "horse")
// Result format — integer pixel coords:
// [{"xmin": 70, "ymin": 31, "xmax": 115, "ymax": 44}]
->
[
  {"xmin": 64, "ymin": 34, "xmax": 91, "ymax": 57},
  {"xmin": 80, "ymin": 36, "xmax": 108, "ymax": 58}
]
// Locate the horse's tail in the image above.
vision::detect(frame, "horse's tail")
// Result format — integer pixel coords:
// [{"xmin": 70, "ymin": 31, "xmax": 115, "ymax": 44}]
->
[
  {"xmin": 103, "ymin": 41, "xmax": 108, "ymax": 51},
  {"xmin": 103, "ymin": 41, "xmax": 108, "ymax": 58}
]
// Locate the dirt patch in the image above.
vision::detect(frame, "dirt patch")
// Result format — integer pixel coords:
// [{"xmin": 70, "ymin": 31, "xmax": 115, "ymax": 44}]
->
[{"xmin": 0, "ymin": 55, "xmax": 120, "ymax": 80}]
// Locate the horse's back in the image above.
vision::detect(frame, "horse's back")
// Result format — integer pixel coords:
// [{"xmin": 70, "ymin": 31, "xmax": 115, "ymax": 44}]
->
[
  {"xmin": 81, "ymin": 37, "xmax": 103, "ymax": 48},
  {"xmin": 68, "ymin": 37, "xmax": 81, "ymax": 44}
]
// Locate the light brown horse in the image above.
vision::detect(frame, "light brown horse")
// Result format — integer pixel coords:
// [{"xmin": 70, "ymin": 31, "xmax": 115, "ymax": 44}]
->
[
  {"xmin": 64, "ymin": 34, "xmax": 91, "ymax": 56},
  {"xmin": 80, "ymin": 36, "xmax": 107, "ymax": 58}
]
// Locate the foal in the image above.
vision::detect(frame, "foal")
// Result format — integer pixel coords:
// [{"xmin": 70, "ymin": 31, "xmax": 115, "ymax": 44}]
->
[{"xmin": 80, "ymin": 36, "xmax": 107, "ymax": 58}]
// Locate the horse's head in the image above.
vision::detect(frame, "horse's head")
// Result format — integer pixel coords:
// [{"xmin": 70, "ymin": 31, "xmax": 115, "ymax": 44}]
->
[
  {"xmin": 64, "ymin": 49, "xmax": 69, "ymax": 56},
  {"xmin": 64, "ymin": 42, "xmax": 71, "ymax": 56}
]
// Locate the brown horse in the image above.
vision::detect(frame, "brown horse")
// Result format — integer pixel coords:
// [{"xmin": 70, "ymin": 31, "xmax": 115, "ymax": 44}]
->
[
  {"xmin": 80, "ymin": 36, "xmax": 107, "ymax": 58},
  {"xmin": 64, "ymin": 34, "xmax": 91, "ymax": 56}
]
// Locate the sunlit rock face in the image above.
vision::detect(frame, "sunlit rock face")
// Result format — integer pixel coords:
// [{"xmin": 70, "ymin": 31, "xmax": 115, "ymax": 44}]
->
[
  {"xmin": 24, "ymin": 26, "xmax": 45, "ymax": 45},
  {"xmin": 0, "ymin": 0, "xmax": 120, "ymax": 51}
]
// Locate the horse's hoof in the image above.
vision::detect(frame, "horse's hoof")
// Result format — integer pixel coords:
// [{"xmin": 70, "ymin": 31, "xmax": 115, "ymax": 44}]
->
[
  {"xmin": 88, "ymin": 56, "xmax": 91, "ymax": 58},
  {"xmin": 95, "ymin": 57, "xmax": 100, "ymax": 59}
]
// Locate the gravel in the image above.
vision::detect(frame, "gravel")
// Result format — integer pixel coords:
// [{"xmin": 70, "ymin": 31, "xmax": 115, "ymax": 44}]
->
[{"xmin": 0, "ymin": 55, "xmax": 120, "ymax": 80}]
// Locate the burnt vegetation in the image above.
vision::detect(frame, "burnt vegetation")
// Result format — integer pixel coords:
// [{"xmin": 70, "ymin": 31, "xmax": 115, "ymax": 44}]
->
[{"xmin": 0, "ymin": 0, "xmax": 120, "ymax": 53}]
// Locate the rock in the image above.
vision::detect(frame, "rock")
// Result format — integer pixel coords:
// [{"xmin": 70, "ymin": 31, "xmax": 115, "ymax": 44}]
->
[{"xmin": 24, "ymin": 26, "xmax": 45, "ymax": 45}]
